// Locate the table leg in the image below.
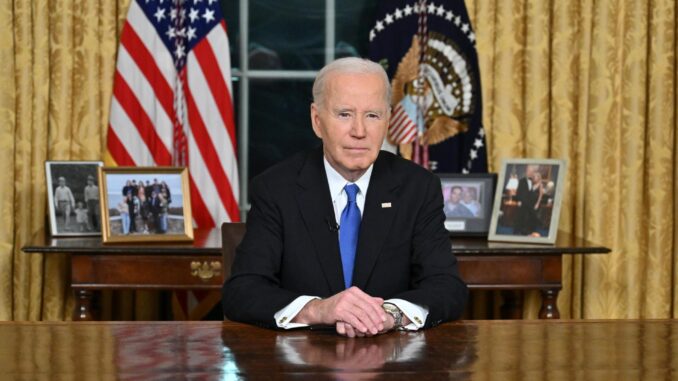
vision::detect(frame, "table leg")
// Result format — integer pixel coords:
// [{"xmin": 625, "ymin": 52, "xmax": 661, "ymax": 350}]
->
[
  {"xmin": 539, "ymin": 288, "xmax": 560, "ymax": 319},
  {"xmin": 74, "ymin": 289, "xmax": 94, "ymax": 321}
]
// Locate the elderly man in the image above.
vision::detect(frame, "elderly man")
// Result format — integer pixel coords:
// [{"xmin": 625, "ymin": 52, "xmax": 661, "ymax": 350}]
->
[{"xmin": 222, "ymin": 57, "xmax": 467, "ymax": 337}]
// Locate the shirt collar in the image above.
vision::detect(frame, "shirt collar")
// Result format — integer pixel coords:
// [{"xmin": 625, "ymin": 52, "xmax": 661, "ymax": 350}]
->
[{"xmin": 323, "ymin": 157, "xmax": 374, "ymax": 202}]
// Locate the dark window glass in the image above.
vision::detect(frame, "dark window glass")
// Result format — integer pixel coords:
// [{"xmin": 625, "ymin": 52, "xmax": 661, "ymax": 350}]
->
[
  {"xmin": 248, "ymin": 1, "xmax": 325, "ymax": 70},
  {"xmin": 334, "ymin": 1, "xmax": 378, "ymax": 59},
  {"xmin": 221, "ymin": 0, "xmax": 240, "ymax": 69},
  {"xmin": 248, "ymin": 79, "xmax": 320, "ymax": 178}
]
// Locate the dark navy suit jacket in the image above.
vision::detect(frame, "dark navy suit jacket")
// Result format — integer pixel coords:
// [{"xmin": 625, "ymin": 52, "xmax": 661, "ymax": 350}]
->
[{"xmin": 222, "ymin": 147, "xmax": 468, "ymax": 329}]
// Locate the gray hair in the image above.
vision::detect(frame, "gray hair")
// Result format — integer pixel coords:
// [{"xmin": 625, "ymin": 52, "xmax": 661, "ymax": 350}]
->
[{"xmin": 312, "ymin": 57, "xmax": 391, "ymax": 108}]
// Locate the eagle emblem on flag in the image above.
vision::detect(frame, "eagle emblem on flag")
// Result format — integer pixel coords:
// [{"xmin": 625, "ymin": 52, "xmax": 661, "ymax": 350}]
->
[{"xmin": 369, "ymin": 0, "xmax": 487, "ymax": 173}]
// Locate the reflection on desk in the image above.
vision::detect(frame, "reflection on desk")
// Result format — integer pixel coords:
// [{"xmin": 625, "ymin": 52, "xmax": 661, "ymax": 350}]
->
[{"xmin": 0, "ymin": 320, "xmax": 675, "ymax": 380}]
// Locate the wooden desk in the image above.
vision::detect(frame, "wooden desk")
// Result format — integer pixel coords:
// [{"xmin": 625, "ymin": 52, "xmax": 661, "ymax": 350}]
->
[
  {"xmin": 0, "ymin": 320, "xmax": 675, "ymax": 380},
  {"xmin": 22, "ymin": 229, "xmax": 609, "ymax": 321}
]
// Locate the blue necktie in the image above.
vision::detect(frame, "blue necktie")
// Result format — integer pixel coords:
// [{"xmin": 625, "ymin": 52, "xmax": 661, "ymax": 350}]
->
[{"xmin": 339, "ymin": 184, "xmax": 361, "ymax": 289}]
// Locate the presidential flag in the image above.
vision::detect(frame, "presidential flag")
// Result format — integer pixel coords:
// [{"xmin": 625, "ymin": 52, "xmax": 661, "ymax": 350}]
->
[
  {"xmin": 106, "ymin": 0, "xmax": 239, "ymax": 318},
  {"xmin": 369, "ymin": 0, "xmax": 487, "ymax": 173}
]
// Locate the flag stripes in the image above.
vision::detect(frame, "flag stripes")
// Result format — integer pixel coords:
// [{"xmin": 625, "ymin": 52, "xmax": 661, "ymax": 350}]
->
[
  {"xmin": 389, "ymin": 103, "xmax": 417, "ymax": 144},
  {"xmin": 107, "ymin": 0, "xmax": 240, "ymax": 227}
]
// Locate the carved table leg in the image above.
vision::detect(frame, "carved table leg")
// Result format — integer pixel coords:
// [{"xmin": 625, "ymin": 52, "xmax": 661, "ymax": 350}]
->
[
  {"xmin": 539, "ymin": 289, "xmax": 560, "ymax": 319},
  {"xmin": 74, "ymin": 289, "xmax": 94, "ymax": 321}
]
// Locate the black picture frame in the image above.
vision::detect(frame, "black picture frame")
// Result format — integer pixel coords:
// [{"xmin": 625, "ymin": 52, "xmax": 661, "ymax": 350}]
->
[
  {"xmin": 45, "ymin": 160, "xmax": 104, "ymax": 237},
  {"xmin": 438, "ymin": 173, "xmax": 497, "ymax": 237}
]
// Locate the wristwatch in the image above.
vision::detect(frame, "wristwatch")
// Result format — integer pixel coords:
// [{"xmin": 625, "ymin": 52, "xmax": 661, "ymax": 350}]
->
[{"xmin": 382, "ymin": 303, "xmax": 404, "ymax": 330}]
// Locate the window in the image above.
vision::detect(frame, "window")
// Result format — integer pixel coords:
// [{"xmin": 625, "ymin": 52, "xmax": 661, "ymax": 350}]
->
[{"xmin": 222, "ymin": 0, "xmax": 378, "ymax": 217}]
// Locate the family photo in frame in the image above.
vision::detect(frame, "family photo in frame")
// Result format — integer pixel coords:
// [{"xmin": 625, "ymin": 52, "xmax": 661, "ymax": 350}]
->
[
  {"xmin": 45, "ymin": 161, "xmax": 104, "ymax": 237},
  {"xmin": 98, "ymin": 167, "xmax": 194, "ymax": 243},
  {"xmin": 439, "ymin": 173, "xmax": 497, "ymax": 236},
  {"xmin": 488, "ymin": 159, "xmax": 567, "ymax": 244}
]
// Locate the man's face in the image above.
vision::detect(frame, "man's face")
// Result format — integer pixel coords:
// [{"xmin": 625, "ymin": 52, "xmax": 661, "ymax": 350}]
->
[
  {"xmin": 311, "ymin": 72, "xmax": 389, "ymax": 181},
  {"xmin": 463, "ymin": 189, "xmax": 474, "ymax": 203},
  {"xmin": 449, "ymin": 188, "xmax": 462, "ymax": 204}
]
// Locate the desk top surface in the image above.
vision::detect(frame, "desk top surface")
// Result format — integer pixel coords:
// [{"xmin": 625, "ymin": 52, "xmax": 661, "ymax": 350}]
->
[
  {"xmin": 0, "ymin": 320, "xmax": 674, "ymax": 380},
  {"xmin": 23, "ymin": 228, "xmax": 610, "ymax": 256}
]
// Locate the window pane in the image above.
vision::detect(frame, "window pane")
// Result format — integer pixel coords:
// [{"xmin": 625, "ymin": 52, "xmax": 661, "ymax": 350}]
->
[
  {"xmin": 220, "ymin": 0, "xmax": 240, "ymax": 70},
  {"xmin": 249, "ymin": 1, "xmax": 325, "ymax": 70},
  {"xmin": 249, "ymin": 79, "xmax": 319, "ymax": 179},
  {"xmin": 334, "ymin": 1, "xmax": 378, "ymax": 58}
]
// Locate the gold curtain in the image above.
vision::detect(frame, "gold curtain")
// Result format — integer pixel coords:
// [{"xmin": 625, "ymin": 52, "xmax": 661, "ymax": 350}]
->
[
  {"xmin": 467, "ymin": 0, "xmax": 677, "ymax": 318},
  {"xmin": 0, "ymin": 0, "xmax": 143, "ymax": 320}
]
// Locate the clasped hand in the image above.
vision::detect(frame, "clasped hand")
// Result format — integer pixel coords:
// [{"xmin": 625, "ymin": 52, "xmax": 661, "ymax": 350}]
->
[{"xmin": 293, "ymin": 287, "xmax": 394, "ymax": 338}]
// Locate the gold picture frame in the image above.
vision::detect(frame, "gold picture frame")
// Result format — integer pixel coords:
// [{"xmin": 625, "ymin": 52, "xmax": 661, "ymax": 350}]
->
[
  {"xmin": 488, "ymin": 158, "xmax": 567, "ymax": 244},
  {"xmin": 98, "ymin": 167, "xmax": 194, "ymax": 243}
]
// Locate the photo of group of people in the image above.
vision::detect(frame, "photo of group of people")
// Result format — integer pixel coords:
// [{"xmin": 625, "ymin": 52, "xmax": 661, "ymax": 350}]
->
[
  {"xmin": 489, "ymin": 159, "xmax": 566, "ymax": 244},
  {"xmin": 105, "ymin": 174, "xmax": 184, "ymax": 236},
  {"xmin": 46, "ymin": 161, "xmax": 103, "ymax": 236}
]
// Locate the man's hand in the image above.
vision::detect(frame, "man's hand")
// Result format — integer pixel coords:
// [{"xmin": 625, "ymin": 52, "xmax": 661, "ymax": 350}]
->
[{"xmin": 293, "ymin": 287, "xmax": 387, "ymax": 336}]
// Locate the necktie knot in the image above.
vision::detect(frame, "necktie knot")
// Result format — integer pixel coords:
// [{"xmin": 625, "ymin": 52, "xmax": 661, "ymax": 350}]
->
[{"xmin": 345, "ymin": 184, "xmax": 359, "ymax": 203}]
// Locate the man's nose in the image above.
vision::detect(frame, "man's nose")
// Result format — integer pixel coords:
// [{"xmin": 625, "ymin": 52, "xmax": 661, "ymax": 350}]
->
[{"xmin": 350, "ymin": 118, "xmax": 367, "ymax": 138}]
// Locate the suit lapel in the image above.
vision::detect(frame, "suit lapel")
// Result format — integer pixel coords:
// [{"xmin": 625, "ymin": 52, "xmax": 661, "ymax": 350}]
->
[
  {"xmin": 295, "ymin": 148, "xmax": 345, "ymax": 294},
  {"xmin": 352, "ymin": 153, "xmax": 399, "ymax": 289}
]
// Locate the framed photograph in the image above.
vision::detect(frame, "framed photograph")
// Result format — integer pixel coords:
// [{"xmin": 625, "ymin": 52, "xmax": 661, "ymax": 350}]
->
[
  {"xmin": 99, "ymin": 167, "xmax": 194, "ymax": 243},
  {"xmin": 439, "ymin": 173, "xmax": 497, "ymax": 236},
  {"xmin": 46, "ymin": 161, "xmax": 104, "ymax": 237},
  {"xmin": 488, "ymin": 159, "xmax": 567, "ymax": 244}
]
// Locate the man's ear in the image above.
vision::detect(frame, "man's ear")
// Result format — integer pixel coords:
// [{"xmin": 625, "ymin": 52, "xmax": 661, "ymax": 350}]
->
[{"xmin": 310, "ymin": 103, "xmax": 322, "ymax": 139}]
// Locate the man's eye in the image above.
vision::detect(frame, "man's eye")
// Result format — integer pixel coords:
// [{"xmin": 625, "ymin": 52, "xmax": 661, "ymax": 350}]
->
[
  {"xmin": 366, "ymin": 113, "xmax": 381, "ymax": 119},
  {"xmin": 338, "ymin": 112, "xmax": 351, "ymax": 118}
]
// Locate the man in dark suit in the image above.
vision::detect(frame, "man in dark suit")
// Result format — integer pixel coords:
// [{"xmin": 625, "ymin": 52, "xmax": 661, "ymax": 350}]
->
[
  {"xmin": 222, "ymin": 57, "xmax": 467, "ymax": 337},
  {"xmin": 515, "ymin": 166, "xmax": 544, "ymax": 235}
]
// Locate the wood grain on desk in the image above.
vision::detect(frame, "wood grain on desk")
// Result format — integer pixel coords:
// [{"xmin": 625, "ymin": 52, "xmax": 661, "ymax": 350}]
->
[{"xmin": 0, "ymin": 320, "xmax": 674, "ymax": 380}]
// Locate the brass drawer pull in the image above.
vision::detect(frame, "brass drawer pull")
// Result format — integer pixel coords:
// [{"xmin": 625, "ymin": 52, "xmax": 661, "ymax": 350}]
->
[{"xmin": 190, "ymin": 261, "xmax": 222, "ymax": 281}]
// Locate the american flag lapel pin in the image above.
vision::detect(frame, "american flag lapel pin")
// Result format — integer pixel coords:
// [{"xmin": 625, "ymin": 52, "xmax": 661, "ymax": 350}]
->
[{"xmin": 381, "ymin": 202, "xmax": 392, "ymax": 208}]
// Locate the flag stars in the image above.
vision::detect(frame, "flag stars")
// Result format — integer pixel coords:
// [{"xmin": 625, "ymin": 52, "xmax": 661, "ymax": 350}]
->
[
  {"xmin": 208, "ymin": 0, "xmax": 217, "ymax": 4},
  {"xmin": 445, "ymin": 11, "xmax": 454, "ymax": 21},
  {"xmin": 404, "ymin": 4, "xmax": 413, "ymax": 15},
  {"xmin": 203, "ymin": 8, "xmax": 215, "ymax": 23},
  {"xmin": 461, "ymin": 23, "xmax": 470, "ymax": 33},
  {"xmin": 170, "ymin": 8, "xmax": 177, "ymax": 20},
  {"xmin": 474, "ymin": 138, "xmax": 484, "ymax": 148},
  {"xmin": 175, "ymin": 44, "xmax": 186, "ymax": 59},
  {"xmin": 394, "ymin": 8, "xmax": 403, "ymax": 19},
  {"xmin": 189, "ymin": 8, "xmax": 199, "ymax": 23},
  {"xmin": 470, "ymin": 149, "xmax": 478, "ymax": 160},
  {"xmin": 369, "ymin": 29, "xmax": 376, "ymax": 41},
  {"xmin": 436, "ymin": 5, "xmax": 445, "ymax": 16},
  {"xmin": 375, "ymin": 20, "xmax": 384, "ymax": 31},
  {"xmin": 427, "ymin": 3, "xmax": 437, "ymax": 14},
  {"xmin": 469, "ymin": 33, "xmax": 476, "ymax": 42},
  {"xmin": 187, "ymin": 26, "xmax": 197, "ymax": 40},
  {"xmin": 154, "ymin": 7, "xmax": 166, "ymax": 22},
  {"xmin": 384, "ymin": 13, "xmax": 393, "ymax": 24},
  {"xmin": 455, "ymin": 16, "xmax": 462, "ymax": 26},
  {"xmin": 166, "ymin": 26, "xmax": 176, "ymax": 39}
]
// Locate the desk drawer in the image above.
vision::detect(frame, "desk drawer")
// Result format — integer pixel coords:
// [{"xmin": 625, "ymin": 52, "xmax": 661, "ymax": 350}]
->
[{"xmin": 71, "ymin": 255, "xmax": 224, "ymax": 289}]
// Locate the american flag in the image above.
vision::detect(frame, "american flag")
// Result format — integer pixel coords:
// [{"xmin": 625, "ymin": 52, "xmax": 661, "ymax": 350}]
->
[{"xmin": 106, "ymin": 0, "xmax": 240, "ymax": 229}]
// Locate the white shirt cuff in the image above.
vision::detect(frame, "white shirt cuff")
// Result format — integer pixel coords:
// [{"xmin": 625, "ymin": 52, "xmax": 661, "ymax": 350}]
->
[
  {"xmin": 274, "ymin": 295, "xmax": 320, "ymax": 329},
  {"xmin": 385, "ymin": 298, "xmax": 428, "ymax": 331}
]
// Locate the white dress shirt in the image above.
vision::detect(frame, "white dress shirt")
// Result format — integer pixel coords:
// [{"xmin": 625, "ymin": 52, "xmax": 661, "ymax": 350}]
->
[{"xmin": 274, "ymin": 157, "xmax": 428, "ymax": 331}]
